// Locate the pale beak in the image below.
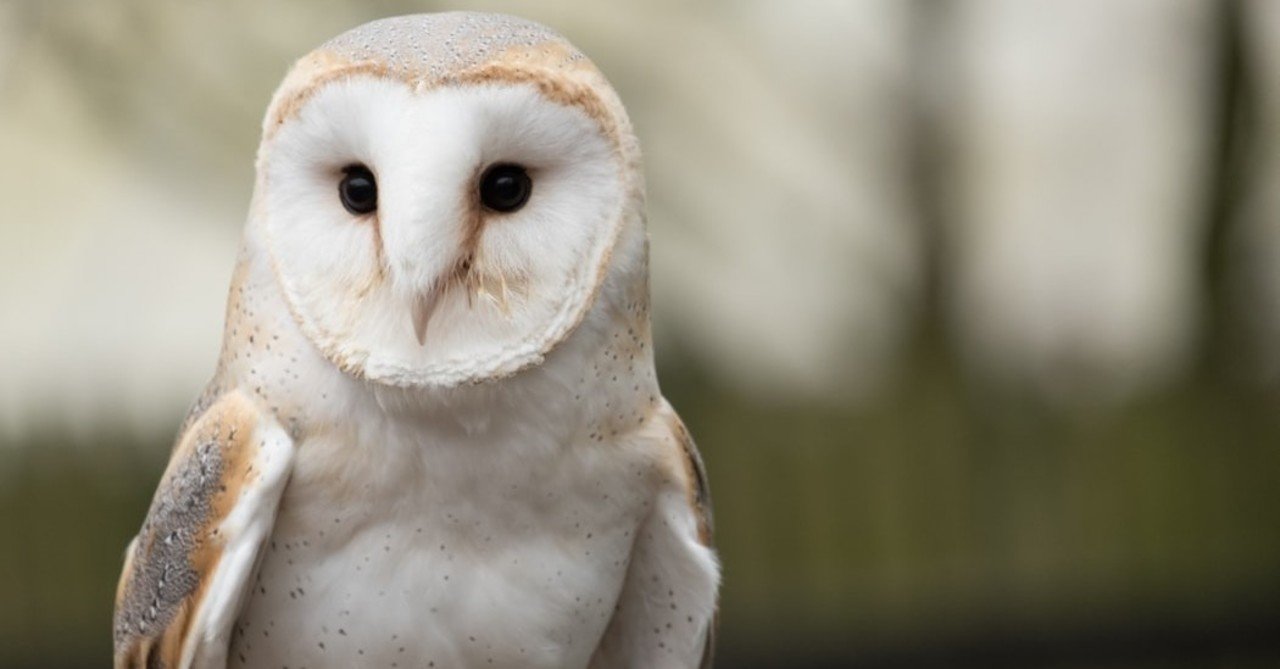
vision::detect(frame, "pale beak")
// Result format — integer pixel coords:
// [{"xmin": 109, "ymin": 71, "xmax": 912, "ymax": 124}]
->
[{"xmin": 411, "ymin": 282, "xmax": 446, "ymax": 346}]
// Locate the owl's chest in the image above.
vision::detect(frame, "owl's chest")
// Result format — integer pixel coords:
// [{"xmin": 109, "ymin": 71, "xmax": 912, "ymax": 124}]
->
[{"xmin": 227, "ymin": 422, "xmax": 655, "ymax": 669}]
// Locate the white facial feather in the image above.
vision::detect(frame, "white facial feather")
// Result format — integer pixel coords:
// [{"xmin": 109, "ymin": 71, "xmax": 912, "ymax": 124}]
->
[{"xmin": 262, "ymin": 77, "xmax": 628, "ymax": 387}]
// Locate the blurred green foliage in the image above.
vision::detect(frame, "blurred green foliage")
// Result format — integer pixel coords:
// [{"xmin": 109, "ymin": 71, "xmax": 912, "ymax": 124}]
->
[{"xmin": 3, "ymin": 346, "xmax": 1279, "ymax": 667}]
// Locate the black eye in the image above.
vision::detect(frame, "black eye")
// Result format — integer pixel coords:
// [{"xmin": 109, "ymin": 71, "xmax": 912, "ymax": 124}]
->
[
  {"xmin": 339, "ymin": 164, "xmax": 378, "ymax": 215},
  {"xmin": 478, "ymin": 163, "xmax": 532, "ymax": 213}
]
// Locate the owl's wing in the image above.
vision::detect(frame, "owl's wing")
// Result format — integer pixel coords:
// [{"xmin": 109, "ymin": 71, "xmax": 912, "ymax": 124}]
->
[
  {"xmin": 589, "ymin": 400, "xmax": 720, "ymax": 668},
  {"xmin": 113, "ymin": 390, "xmax": 295, "ymax": 669}
]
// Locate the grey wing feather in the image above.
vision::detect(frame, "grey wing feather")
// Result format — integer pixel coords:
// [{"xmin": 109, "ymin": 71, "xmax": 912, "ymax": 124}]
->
[{"xmin": 113, "ymin": 390, "xmax": 293, "ymax": 669}]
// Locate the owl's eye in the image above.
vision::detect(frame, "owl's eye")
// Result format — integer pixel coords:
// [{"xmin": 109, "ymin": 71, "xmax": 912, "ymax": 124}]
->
[
  {"xmin": 338, "ymin": 164, "xmax": 378, "ymax": 215},
  {"xmin": 478, "ymin": 164, "xmax": 532, "ymax": 213}
]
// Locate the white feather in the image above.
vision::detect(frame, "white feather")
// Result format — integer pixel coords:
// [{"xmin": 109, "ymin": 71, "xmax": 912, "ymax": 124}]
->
[{"xmin": 182, "ymin": 419, "xmax": 295, "ymax": 669}]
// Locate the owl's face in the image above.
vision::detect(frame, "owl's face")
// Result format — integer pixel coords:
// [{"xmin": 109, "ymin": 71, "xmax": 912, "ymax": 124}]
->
[{"xmin": 252, "ymin": 14, "xmax": 640, "ymax": 388}]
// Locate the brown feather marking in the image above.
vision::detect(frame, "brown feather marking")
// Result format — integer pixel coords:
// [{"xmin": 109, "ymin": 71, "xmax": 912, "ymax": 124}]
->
[
  {"xmin": 115, "ymin": 538, "xmax": 137, "ymax": 614},
  {"xmin": 659, "ymin": 408, "xmax": 718, "ymax": 667},
  {"xmin": 265, "ymin": 55, "xmax": 390, "ymax": 139},
  {"xmin": 265, "ymin": 44, "xmax": 626, "ymax": 156},
  {"xmin": 154, "ymin": 599, "xmax": 191, "ymax": 668},
  {"xmin": 452, "ymin": 53, "xmax": 623, "ymax": 153},
  {"xmin": 660, "ymin": 407, "xmax": 714, "ymax": 546},
  {"xmin": 113, "ymin": 392, "xmax": 264, "ymax": 668}
]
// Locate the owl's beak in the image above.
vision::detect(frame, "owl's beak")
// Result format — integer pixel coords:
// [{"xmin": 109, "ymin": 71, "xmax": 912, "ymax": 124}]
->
[
  {"xmin": 410, "ymin": 283, "xmax": 445, "ymax": 346},
  {"xmin": 408, "ymin": 252, "xmax": 476, "ymax": 346}
]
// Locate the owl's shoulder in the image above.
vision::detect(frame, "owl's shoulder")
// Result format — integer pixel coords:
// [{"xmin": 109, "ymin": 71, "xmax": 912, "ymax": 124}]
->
[{"xmin": 635, "ymin": 398, "xmax": 713, "ymax": 546}]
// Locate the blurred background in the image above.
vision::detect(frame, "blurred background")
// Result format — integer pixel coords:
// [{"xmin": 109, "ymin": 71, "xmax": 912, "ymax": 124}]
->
[{"xmin": 2, "ymin": 1, "xmax": 1279, "ymax": 667}]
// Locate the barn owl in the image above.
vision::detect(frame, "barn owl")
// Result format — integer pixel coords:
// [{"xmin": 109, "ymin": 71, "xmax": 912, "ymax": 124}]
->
[{"xmin": 112, "ymin": 12, "xmax": 718, "ymax": 669}]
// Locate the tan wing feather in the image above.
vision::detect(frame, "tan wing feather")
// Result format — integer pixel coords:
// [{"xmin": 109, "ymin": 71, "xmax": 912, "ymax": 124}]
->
[
  {"xmin": 113, "ymin": 390, "xmax": 294, "ymax": 669},
  {"xmin": 659, "ymin": 403, "xmax": 714, "ymax": 547},
  {"xmin": 589, "ymin": 400, "xmax": 719, "ymax": 668},
  {"xmin": 658, "ymin": 401, "xmax": 718, "ymax": 668}
]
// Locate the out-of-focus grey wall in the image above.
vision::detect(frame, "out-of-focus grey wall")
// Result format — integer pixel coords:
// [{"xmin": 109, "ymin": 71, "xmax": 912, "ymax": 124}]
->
[{"xmin": 2, "ymin": 1, "xmax": 1279, "ymax": 667}]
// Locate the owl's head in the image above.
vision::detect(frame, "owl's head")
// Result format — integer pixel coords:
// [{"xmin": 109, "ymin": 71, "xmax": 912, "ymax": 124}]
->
[{"xmin": 250, "ymin": 13, "xmax": 644, "ymax": 388}]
